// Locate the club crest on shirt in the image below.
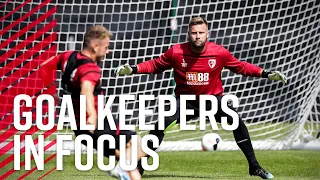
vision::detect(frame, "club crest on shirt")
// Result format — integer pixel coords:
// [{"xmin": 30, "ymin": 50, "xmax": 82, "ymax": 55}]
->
[
  {"xmin": 181, "ymin": 58, "xmax": 188, "ymax": 67},
  {"xmin": 208, "ymin": 59, "xmax": 216, "ymax": 68}
]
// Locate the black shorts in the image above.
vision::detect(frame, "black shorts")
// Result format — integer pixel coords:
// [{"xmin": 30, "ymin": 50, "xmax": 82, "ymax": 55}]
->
[{"xmin": 73, "ymin": 118, "xmax": 136, "ymax": 157}]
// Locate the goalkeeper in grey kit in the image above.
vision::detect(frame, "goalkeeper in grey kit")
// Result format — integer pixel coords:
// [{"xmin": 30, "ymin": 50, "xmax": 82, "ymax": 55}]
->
[{"xmin": 115, "ymin": 17, "xmax": 286, "ymax": 179}]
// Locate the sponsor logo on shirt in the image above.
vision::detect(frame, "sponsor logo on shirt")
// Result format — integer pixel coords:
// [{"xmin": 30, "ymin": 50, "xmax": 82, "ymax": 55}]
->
[
  {"xmin": 208, "ymin": 59, "xmax": 216, "ymax": 68},
  {"xmin": 186, "ymin": 72, "xmax": 209, "ymax": 85}
]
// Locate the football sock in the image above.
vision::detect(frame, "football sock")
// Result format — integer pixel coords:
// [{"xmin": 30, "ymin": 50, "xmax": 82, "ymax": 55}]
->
[
  {"xmin": 233, "ymin": 119, "xmax": 259, "ymax": 167},
  {"xmin": 137, "ymin": 125, "xmax": 165, "ymax": 170},
  {"xmin": 148, "ymin": 129, "xmax": 165, "ymax": 151}
]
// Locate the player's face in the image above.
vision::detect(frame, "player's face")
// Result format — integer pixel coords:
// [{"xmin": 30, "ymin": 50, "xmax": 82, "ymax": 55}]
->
[
  {"xmin": 95, "ymin": 37, "xmax": 110, "ymax": 63},
  {"xmin": 188, "ymin": 24, "xmax": 208, "ymax": 48}
]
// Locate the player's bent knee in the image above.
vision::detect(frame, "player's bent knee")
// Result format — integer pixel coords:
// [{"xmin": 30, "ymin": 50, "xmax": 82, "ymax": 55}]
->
[
  {"xmin": 125, "ymin": 135, "xmax": 146, "ymax": 159},
  {"xmin": 114, "ymin": 149, "xmax": 120, "ymax": 159},
  {"xmin": 136, "ymin": 135, "xmax": 147, "ymax": 158},
  {"xmin": 126, "ymin": 139, "xmax": 132, "ymax": 149}
]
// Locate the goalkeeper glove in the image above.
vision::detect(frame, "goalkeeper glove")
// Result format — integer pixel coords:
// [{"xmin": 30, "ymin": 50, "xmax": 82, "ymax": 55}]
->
[
  {"xmin": 261, "ymin": 70, "xmax": 287, "ymax": 84},
  {"xmin": 114, "ymin": 64, "xmax": 137, "ymax": 76}
]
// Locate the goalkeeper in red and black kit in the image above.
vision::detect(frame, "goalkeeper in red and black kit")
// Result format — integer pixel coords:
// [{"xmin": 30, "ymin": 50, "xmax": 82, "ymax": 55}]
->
[{"xmin": 115, "ymin": 17, "xmax": 287, "ymax": 179}]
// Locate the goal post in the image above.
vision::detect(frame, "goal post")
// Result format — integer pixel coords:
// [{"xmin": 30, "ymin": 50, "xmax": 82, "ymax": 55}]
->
[{"xmin": 1, "ymin": 0, "xmax": 320, "ymax": 152}]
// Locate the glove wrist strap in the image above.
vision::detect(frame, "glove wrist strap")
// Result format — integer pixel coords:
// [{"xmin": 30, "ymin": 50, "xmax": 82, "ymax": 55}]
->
[
  {"xmin": 130, "ymin": 65, "xmax": 138, "ymax": 74},
  {"xmin": 261, "ymin": 70, "xmax": 272, "ymax": 78}
]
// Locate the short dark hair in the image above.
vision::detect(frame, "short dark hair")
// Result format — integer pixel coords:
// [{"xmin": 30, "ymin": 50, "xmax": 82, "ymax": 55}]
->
[
  {"xmin": 83, "ymin": 25, "xmax": 112, "ymax": 49},
  {"xmin": 188, "ymin": 17, "xmax": 208, "ymax": 29}
]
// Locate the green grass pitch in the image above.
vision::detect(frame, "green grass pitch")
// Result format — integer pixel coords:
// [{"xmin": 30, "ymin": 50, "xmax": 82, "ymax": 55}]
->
[{"xmin": 1, "ymin": 150, "xmax": 319, "ymax": 180}]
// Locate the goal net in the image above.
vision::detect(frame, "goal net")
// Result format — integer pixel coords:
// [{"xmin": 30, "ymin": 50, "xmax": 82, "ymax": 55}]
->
[{"xmin": 1, "ymin": 0, "xmax": 320, "ymax": 152}]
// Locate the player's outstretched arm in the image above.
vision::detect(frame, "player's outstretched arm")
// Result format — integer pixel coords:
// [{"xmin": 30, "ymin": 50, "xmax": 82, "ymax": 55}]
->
[
  {"xmin": 80, "ymin": 80, "xmax": 97, "ymax": 134},
  {"xmin": 223, "ymin": 47, "xmax": 287, "ymax": 84},
  {"xmin": 261, "ymin": 69, "xmax": 287, "ymax": 84},
  {"xmin": 115, "ymin": 47, "xmax": 173, "ymax": 76}
]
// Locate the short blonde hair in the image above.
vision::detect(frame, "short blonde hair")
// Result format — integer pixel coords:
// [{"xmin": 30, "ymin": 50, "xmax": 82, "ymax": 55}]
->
[
  {"xmin": 188, "ymin": 17, "xmax": 208, "ymax": 29},
  {"xmin": 83, "ymin": 25, "xmax": 112, "ymax": 49}
]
